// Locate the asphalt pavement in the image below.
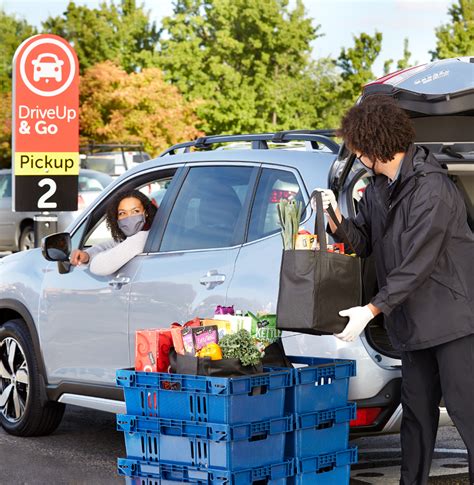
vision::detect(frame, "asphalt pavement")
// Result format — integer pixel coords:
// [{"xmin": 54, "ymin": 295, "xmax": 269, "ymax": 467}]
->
[{"xmin": 0, "ymin": 406, "xmax": 470, "ymax": 484}]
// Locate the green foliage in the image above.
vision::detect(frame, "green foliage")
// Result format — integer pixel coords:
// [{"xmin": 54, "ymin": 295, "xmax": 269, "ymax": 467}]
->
[
  {"xmin": 0, "ymin": 10, "xmax": 37, "ymax": 93},
  {"xmin": 158, "ymin": 0, "xmax": 325, "ymax": 134},
  {"xmin": 79, "ymin": 61, "xmax": 203, "ymax": 156},
  {"xmin": 336, "ymin": 31, "xmax": 383, "ymax": 112},
  {"xmin": 384, "ymin": 38, "xmax": 413, "ymax": 75},
  {"xmin": 431, "ymin": 0, "xmax": 474, "ymax": 59},
  {"xmin": 42, "ymin": 0, "xmax": 160, "ymax": 73},
  {"xmin": 219, "ymin": 329, "xmax": 262, "ymax": 367}
]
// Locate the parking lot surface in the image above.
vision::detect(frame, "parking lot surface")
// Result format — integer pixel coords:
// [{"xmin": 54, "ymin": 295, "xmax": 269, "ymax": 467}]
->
[{"xmin": 0, "ymin": 406, "xmax": 469, "ymax": 484}]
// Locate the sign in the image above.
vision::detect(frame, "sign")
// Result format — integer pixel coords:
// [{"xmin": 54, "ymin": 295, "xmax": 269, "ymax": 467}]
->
[{"xmin": 12, "ymin": 34, "xmax": 79, "ymax": 211}]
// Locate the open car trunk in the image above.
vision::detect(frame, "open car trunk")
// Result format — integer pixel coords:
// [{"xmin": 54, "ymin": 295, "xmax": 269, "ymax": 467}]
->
[{"xmin": 336, "ymin": 57, "xmax": 474, "ymax": 358}]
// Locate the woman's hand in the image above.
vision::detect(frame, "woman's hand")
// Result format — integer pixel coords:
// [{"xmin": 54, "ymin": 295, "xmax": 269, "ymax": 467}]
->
[{"xmin": 70, "ymin": 249, "xmax": 90, "ymax": 266}]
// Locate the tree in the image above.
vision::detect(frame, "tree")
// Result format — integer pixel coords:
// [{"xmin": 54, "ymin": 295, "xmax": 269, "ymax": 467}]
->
[
  {"xmin": 336, "ymin": 31, "xmax": 383, "ymax": 111},
  {"xmin": 383, "ymin": 38, "xmax": 413, "ymax": 75},
  {"xmin": 431, "ymin": 0, "xmax": 474, "ymax": 59},
  {"xmin": 42, "ymin": 0, "xmax": 159, "ymax": 73},
  {"xmin": 0, "ymin": 10, "xmax": 37, "ymax": 93},
  {"xmin": 80, "ymin": 61, "xmax": 203, "ymax": 155},
  {"xmin": 158, "ymin": 0, "xmax": 321, "ymax": 134},
  {"xmin": 0, "ymin": 91, "xmax": 12, "ymax": 168}
]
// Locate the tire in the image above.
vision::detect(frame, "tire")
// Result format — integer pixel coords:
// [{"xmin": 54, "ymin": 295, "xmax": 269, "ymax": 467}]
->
[
  {"xmin": 0, "ymin": 319, "xmax": 65, "ymax": 436},
  {"xmin": 19, "ymin": 225, "xmax": 35, "ymax": 252}
]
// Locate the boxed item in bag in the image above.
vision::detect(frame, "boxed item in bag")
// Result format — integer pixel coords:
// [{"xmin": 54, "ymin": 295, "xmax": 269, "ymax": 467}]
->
[
  {"xmin": 171, "ymin": 318, "xmax": 201, "ymax": 355},
  {"xmin": 203, "ymin": 319, "xmax": 231, "ymax": 339},
  {"xmin": 135, "ymin": 329, "xmax": 173, "ymax": 372}
]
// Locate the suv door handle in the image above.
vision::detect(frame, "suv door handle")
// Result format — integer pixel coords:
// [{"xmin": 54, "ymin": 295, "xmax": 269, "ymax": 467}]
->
[
  {"xmin": 108, "ymin": 275, "xmax": 130, "ymax": 289},
  {"xmin": 200, "ymin": 270, "xmax": 226, "ymax": 290}
]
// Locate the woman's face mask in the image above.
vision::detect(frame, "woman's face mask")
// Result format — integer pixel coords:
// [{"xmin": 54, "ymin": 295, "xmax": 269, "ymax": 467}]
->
[
  {"xmin": 117, "ymin": 197, "xmax": 146, "ymax": 237},
  {"xmin": 118, "ymin": 213, "xmax": 146, "ymax": 237}
]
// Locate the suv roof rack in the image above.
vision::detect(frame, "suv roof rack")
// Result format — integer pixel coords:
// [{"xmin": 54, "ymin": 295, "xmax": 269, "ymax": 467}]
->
[{"xmin": 159, "ymin": 129, "xmax": 339, "ymax": 156}]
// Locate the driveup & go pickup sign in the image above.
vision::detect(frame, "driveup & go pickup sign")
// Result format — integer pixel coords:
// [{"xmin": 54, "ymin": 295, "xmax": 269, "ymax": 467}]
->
[{"xmin": 12, "ymin": 34, "xmax": 79, "ymax": 211}]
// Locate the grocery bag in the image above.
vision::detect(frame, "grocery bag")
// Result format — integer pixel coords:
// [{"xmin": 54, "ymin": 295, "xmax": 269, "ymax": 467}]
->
[{"xmin": 276, "ymin": 191, "xmax": 362, "ymax": 335}]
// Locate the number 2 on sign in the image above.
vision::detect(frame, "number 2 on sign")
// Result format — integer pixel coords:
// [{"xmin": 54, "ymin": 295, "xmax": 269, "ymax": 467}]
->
[{"xmin": 38, "ymin": 178, "xmax": 57, "ymax": 209}]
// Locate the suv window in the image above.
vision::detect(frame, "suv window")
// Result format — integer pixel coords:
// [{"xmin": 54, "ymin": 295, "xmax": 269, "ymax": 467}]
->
[
  {"xmin": 160, "ymin": 166, "xmax": 254, "ymax": 251},
  {"xmin": 81, "ymin": 176, "xmax": 173, "ymax": 248},
  {"xmin": 247, "ymin": 168, "xmax": 304, "ymax": 242}
]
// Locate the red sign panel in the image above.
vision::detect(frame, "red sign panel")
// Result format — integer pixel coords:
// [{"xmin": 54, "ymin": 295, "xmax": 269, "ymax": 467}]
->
[{"xmin": 12, "ymin": 34, "xmax": 79, "ymax": 211}]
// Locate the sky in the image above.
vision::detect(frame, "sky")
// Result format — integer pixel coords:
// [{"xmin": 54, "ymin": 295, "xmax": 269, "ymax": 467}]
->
[{"xmin": 1, "ymin": 0, "xmax": 453, "ymax": 78}]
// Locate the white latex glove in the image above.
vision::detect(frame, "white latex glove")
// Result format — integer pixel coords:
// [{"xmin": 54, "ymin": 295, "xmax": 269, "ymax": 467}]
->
[
  {"xmin": 311, "ymin": 188, "xmax": 337, "ymax": 212},
  {"xmin": 335, "ymin": 305, "xmax": 374, "ymax": 342}
]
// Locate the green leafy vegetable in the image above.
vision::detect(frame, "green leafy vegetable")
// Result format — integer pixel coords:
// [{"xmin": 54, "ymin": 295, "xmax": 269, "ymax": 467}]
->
[
  {"xmin": 277, "ymin": 199, "xmax": 303, "ymax": 249},
  {"xmin": 219, "ymin": 329, "xmax": 262, "ymax": 367}
]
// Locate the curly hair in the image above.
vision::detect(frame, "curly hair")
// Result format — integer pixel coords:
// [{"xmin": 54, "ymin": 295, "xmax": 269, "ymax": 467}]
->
[
  {"xmin": 106, "ymin": 189, "xmax": 157, "ymax": 242},
  {"xmin": 337, "ymin": 95, "xmax": 415, "ymax": 163}
]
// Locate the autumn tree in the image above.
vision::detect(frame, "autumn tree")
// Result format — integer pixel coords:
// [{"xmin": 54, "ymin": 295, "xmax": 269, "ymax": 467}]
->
[
  {"xmin": 80, "ymin": 61, "xmax": 202, "ymax": 155},
  {"xmin": 0, "ymin": 10, "xmax": 37, "ymax": 93},
  {"xmin": 158, "ymin": 0, "xmax": 321, "ymax": 134},
  {"xmin": 42, "ymin": 0, "xmax": 159, "ymax": 73},
  {"xmin": 431, "ymin": 0, "xmax": 474, "ymax": 59}
]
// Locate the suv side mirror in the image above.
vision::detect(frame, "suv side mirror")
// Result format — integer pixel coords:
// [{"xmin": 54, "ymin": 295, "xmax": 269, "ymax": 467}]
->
[{"xmin": 42, "ymin": 232, "xmax": 71, "ymax": 262}]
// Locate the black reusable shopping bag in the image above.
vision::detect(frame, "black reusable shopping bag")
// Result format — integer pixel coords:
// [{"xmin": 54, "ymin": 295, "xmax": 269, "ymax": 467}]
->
[{"xmin": 276, "ymin": 191, "xmax": 362, "ymax": 335}]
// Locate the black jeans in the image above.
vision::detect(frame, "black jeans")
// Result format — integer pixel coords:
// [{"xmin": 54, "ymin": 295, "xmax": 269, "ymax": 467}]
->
[{"xmin": 400, "ymin": 334, "xmax": 474, "ymax": 485}]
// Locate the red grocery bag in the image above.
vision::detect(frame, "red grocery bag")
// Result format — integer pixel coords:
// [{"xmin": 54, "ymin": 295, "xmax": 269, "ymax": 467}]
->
[{"xmin": 135, "ymin": 328, "xmax": 174, "ymax": 372}]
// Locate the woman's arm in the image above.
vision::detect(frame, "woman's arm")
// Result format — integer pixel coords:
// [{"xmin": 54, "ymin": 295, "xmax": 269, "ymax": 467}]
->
[{"xmin": 89, "ymin": 231, "xmax": 149, "ymax": 276}]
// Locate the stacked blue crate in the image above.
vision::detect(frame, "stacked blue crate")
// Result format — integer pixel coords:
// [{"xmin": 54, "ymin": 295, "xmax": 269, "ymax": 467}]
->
[
  {"xmin": 285, "ymin": 356, "xmax": 358, "ymax": 484},
  {"xmin": 116, "ymin": 368, "xmax": 295, "ymax": 484}
]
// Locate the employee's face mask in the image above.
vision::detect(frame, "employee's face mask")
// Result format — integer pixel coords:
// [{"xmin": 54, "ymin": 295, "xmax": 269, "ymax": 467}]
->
[
  {"xmin": 118, "ymin": 213, "xmax": 146, "ymax": 237},
  {"xmin": 357, "ymin": 153, "xmax": 376, "ymax": 176}
]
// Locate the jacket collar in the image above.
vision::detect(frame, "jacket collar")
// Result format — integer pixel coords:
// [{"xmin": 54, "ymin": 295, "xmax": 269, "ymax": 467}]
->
[{"xmin": 373, "ymin": 144, "xmax": 446, "ymax": 209}]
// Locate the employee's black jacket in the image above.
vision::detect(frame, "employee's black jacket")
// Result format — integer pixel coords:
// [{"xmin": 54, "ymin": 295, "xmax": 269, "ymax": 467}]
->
[{"xmin": 335, "ymin": 144, "xmax": 474, "ymax": 351}]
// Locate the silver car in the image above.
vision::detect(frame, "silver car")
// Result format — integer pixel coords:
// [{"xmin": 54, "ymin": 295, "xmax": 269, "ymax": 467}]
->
[
  {"xmin": 0, "ymin": 57, "xmax": 472, "ymax": 437},
  {"xmin": 0, "ymin": 169, "xmax": 113, "ymax": 252}
]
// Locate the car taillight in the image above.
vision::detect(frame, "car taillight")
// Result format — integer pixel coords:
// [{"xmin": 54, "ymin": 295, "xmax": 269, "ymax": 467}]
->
[
  {"xmin": 78, "ymin": 194, "xmax": 85, "ymax": 210},
  {"xmin": 350, "ymin": 407, "xmax": 383, "ymax": 427}
]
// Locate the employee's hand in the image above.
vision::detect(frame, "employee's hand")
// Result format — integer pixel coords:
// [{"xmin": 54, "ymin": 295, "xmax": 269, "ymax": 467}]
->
[
  {"xmin": 311, "ymin": 188, "xmax": 337, "ymax": 212},
  {"xmin": 335, "ymin": 305, "xmax": 375, "ymax": 342},
  {"xmin": 70, "ymin": 249, "xmax": 90, "ymax": 266}
]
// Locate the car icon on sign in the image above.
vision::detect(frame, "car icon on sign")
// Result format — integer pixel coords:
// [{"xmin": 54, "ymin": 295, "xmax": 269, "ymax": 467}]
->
[{"xmin": 32, "ymin": 53, "xmax": 64, "ymax": 82}]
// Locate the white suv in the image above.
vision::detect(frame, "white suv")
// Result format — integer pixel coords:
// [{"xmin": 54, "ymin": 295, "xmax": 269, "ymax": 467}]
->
[{"xmin": 0, "ymin": 57, "xmax": 472, "ymax": 437}]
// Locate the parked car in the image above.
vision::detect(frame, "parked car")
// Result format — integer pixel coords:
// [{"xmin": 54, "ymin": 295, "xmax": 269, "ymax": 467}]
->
[
  {"xmin": 0, "ymin": 57, "xmax": 472, "ymax": 437},
  {"xmin": 0, "ymin": 169, "xmax": 113, "ymax": 252},
  {"xmin": 80, "ymin": 143, "xmax": 151, "ymax": 177}
]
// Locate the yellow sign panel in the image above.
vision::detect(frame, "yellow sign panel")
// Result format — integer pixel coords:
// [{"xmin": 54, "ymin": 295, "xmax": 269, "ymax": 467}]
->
[{"xmin": 14, "ymin": 152, "xmax": 79, "ymax": 176}]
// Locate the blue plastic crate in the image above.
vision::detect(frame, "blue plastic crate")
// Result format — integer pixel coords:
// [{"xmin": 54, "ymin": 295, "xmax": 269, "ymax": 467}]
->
[
  {"xmin": 117, "ymin": 414, "xmax": 292, "ymax": 469},
  {"xmin": 289, "ymin": 447, "xmax": 357, "ymax": 485},
  {"xmin": 118, "ymin": 458, "xmax": 294, "ymax": 484},
  {"xmin": 287, "ymin": 403, "xmax": 356, "ymax": 458},
  {"xmin": 116, "ymin": 368, "xmax": 292, "ymax": 424},
  {"xmin": 285, "ymin": 356, "xmax": 356, "ymax": 414}
]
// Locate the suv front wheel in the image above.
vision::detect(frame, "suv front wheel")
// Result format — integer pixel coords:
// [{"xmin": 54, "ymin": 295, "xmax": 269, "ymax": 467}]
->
[{"xmin": 0, "ymin": 319, "xmax": 65, "ymax": 436}]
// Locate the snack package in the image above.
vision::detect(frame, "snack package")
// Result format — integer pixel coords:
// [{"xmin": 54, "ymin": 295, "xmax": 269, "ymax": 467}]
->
[
  {"xmin": 182, "ymin": 327, "xmax": 195, "ymax": 356},
  {"xmin": 214, "ymin": 305, "xmax": 235, "ymax": 315},
  {"xmin": 171, "ymin": 318, "xmax": 201, "ymax": 355},
  {"xmin": 295, "ymin": 233, "xmax": 316, "ymax": 250},
  {"xmin": 193, "ymin": 326, "xmax": 219, "ymax": 352},
  {"xmin": 214, "ymin": 314, "xmax": 252, "ymax": 334},
  {"xmin": 135, "ymin": 328, "xmax": 173, "ymax": 372},
  {"xmin": 247, "ymin": 312, "xmax": 282, "ymax": 345},
  {"xmin": 203, "ymin": 319, "xmax": 231, "ymax": 339}
]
